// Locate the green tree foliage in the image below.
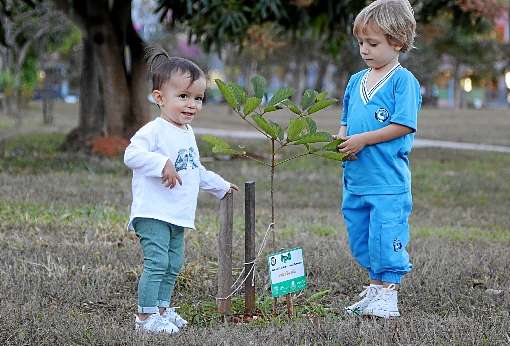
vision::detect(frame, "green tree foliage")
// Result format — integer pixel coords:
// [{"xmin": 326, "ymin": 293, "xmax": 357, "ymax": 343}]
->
[
  {"xmin": 0, "ymin": 0, "xmax": 76, "ymax": 113},
  {"xmin": 204, "ymin": 74, "xmax": 346, "ymax": 245},
  {"xmin": 407, "ymin": 0, "xmax": 509, "ymax": 107},
  {"xmin": 156, "ymin": 0, "xmax": 365, "ymax": 54}
]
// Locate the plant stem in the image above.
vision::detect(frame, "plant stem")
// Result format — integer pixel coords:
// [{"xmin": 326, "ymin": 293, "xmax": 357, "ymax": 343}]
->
[
  {"xmin": 275, "ymin": 152, "xmax": 311, "ymax": 167},
  {"xmin": 242, "ymin": 154, "xmax": 271, "ymax": 167},
  {"xmin": 271, "ymin": 138, "xmax": 275, "ymax": 249},
  {"xmin": 236, "ymin": 110, "xmax": 271, "ymax": 139}
]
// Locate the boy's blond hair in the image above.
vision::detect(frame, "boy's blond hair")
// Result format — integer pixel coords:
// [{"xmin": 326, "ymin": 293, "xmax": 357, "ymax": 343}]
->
[{"xmin": 353, "ymin": 0, "xmax": 416, "ymax": 52}]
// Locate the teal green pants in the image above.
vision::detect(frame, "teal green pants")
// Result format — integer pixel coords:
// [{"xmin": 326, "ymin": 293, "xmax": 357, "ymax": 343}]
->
[{"xmin": 133, "ymin": 217, "xmax": 185, "ymax": 314}]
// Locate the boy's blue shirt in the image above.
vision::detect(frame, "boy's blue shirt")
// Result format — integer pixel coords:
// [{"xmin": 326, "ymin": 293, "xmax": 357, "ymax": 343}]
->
[{"xmin": 341, "ymin": 65, "xmax": 422, "ymax": 195}]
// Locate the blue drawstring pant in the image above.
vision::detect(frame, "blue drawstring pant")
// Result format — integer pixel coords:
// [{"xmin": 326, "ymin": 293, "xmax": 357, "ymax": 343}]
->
[{"xmin": 342, "ymin": 190, "xmax": 413, "ymax": 284}]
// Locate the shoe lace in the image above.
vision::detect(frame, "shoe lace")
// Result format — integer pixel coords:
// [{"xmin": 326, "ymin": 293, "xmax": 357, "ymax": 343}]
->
[
  {"xmin": 358, "ymin": 285, "xmax": 379, "ymax": 299},
  {"xmin": 371, "ymin": 285, "xmax": 396, "ymax": 305}
]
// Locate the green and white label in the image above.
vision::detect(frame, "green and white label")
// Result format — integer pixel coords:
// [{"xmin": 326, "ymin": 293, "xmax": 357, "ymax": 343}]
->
[{"xmin": 267, "ymin": 247, "xmax": 307, "ymax": 297}]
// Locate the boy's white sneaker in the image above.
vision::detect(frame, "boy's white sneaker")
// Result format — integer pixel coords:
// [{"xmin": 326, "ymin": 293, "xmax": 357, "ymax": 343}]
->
[
  {"xmin": 135, "ymin": 313, "xmax": 179, "ymax": 334},
  {"xmin": 345, "ymin": 284, "xmax": 382, "ymax": 316},
  {"xmin": 161, "ymin": 307, "xmax": 188, "ymax": 328},
  {"xmin": 364, "ymin": 284, "xmax": 400, "ymax": 318}
]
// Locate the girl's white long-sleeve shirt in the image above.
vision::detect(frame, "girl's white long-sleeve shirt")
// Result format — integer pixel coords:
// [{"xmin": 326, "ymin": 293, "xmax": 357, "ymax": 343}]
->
[{"xmin": 124, "ymin": 117, "xmax": 231, "ymax": 230}]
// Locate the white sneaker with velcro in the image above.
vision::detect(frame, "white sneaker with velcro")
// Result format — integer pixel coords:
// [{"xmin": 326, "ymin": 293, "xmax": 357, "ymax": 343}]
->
[
  {"xmin": 364, "ymin": 284, "xmax": 400, "ymax": 318},
  {"xmin": 161, "ymin": 307, "xmax": 188, "ymax": 328},
  {"xmin": 344, "ymin": 284, "xmax": 382, "ymax": 316},
  {"xmin": 135, "ymin": 313, "xmax": 179, "ymax": 334}
]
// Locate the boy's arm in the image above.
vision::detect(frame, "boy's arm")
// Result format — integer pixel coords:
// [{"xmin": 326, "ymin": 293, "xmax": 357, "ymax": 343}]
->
[
  {"xmin": 338, "ymin": 124, "xmax": 412, "ymax": 155},
  {"xmin": 336, "ymin": 125, "xmax": 348, "ymax": 139},
  {"xmin": 124, "ymin": 128, "xmax": 169, "ymax": 178}
]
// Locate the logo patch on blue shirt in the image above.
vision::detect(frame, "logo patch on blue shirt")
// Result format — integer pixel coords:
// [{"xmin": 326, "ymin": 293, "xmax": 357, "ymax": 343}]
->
[{"xmin": 374, "ymin": 108, "xmax": 389, "ymax": 123}]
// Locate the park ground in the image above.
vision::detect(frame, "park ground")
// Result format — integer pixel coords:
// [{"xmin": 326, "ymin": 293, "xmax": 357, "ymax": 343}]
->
[{"xmin": 1, "ymin": 102, "xmax": 509, "ymax": 345}]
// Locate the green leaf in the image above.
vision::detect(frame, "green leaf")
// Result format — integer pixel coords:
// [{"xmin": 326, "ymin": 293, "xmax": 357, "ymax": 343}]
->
[
  {"xmin": 251, "ymin": 75, "xmax": 267, "ymax": 99},
  {"xmin": 291, "ymin": 132, "xmax": 332, "ymax": 145},
  {"xmin": 268, "ymin": 87, "xmax": 294, "ymax": 107},
  {"xmin": 212, "ymin": 147, "xmax": 237, "ymax": 155},
  {"xmin": 215, "ymin": 79, "xmax": 238, "ymax": 109},
  {"xmin": 287, "ymin": 118, "xmax": 307, "ymax": 141},
  {"xmin": 252, "ymin": 114, "xmax": 278, "ymax": 139},
  {"xmin": 263, "ymin": 105, "xmax": 278, "ymax": 113},
  {"xmin": 270, "ymin": 121, "xmax": 284, "ymax": 141},
  {"xmin": 306, "ymin": 289, "xmax": 331, "ymax": 303},
  {"xmin": 243, "ymin": 97, "xmax": 261, "ymax": 116},
  {"xmin": 202, "ymin": 135, "xmax": 245, "ymax": 156},
  {"xmin": 304, "ymin": 117, "xmax": 317, "ymax": 134},
  {"xmin": 307, "ymin": 98, "xmax": 337, "ymax": 115},
  {"xmin": 316, "ymin": 91, "xmax": 328, "ymax": 102},
  {"xmin": 312, "ymin": 150, "xmax": 348, "ymax": 161},
  {"xmin": 228, "ymin": 82, "xmax": 246, "ymax": 107},
  {"xmin": 201, "ymin": 134, "xmax": 230, "ymax": 149},
  {"xmin": 300, "ymin": 89, "xmax": 316, "ymax": 110},
  {"xmin": 322, "ymin": 138, "xmax": 344, "ymax": 151},
  {"xmin": 282, "ymin": 99, "xmax": 301, "ymax": 115}
]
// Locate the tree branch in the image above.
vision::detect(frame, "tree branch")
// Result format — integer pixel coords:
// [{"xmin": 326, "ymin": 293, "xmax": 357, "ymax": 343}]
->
[{"xmin": 274, "ymin": 152, "xmax": 311, "ymax": 167}]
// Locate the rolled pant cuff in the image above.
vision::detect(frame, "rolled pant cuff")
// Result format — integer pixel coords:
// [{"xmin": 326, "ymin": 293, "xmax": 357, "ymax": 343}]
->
[
  {"xmin": 369, "ymin": 271, "xmax": 382, "ymax": 282},
  {"xmin": 381, "ymin": 272, "xmax": 402, "ymax": 284},
  {"xmin": 158, "ymin": 300, "xmax": 170, "ymax": 308},
  {"xmin": 138, "ymin": 306, "xmax": 159, "ymax": 314}
]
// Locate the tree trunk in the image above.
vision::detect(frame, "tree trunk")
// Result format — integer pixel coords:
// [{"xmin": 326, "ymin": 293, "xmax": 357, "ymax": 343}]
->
[
  {"xmin": 94, "ymin": 21, "xmax": 130, "ymax": 136},
  {"xmin": 313, "ymin": 57, "xmax": 328, "ymax": 92},
  {"xmin": 452, "ymin": 62, "xmax": 463, "ymax": 109},
  {"xmin": 62, "ymin": 34, "xmax": 105, "ymax": 151},
  {"xmin": 125, "ymin": 21, "xmax": 150, "ymax": 137},
  {"xmin": 58, "ymin": 0, "xmax": 150, "ymax": 150}
]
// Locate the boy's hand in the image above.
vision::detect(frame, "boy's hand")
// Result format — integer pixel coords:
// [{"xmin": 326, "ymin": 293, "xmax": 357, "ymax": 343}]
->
[
  {"xmin": 332, "ymin": 134, "xmax": 348, "ymax": 141},
  {"xmin": 228, "ymin": 183, "xmax": 239, "ymax": 193},
  {"xmin": 338, "ymin": 134, "xmax": 367, "ymax": 156},
  {"xmin": 162, "ymin": 160, "xmax": 182, "ymax": 188},
  {"xmin": 343, "ymin": 153, "xmax": 358, "ymax": 161},
  {"xmin": 333, "ymin": 134, "xmax": 357, "ymax": 160}
]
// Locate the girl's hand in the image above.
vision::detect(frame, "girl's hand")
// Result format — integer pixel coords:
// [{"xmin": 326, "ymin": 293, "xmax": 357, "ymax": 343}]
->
[
  {"xmin": 162, "ymin": 160, "xmax": 182, "ymax": 188},
  {"xmin": 229, "ymin": 184, "xmax": 239, "ymax": 193},
  {"xmin": 338, "ymin": 134, "xmax": 367, "ymax": 156}
]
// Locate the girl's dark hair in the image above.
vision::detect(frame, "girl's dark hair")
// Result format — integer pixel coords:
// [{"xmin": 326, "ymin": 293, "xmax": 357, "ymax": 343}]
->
[{"xmin": 144, "ymin": 46, "xmax": 205, "ymax": 91}]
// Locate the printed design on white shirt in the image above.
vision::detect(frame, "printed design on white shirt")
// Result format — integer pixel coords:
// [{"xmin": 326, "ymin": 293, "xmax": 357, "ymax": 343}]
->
[
  {"xmin": 360, "ymin": 64, "xmax": 401, "ymax": 104},
  {"xmin": 175, "ymin": 147, "xmax": 199, "ymax": 172}
]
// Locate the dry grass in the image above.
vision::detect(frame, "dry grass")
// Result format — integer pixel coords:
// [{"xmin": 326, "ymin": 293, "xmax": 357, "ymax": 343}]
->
[
  {"xmin": 1, "ymin": 100, "xmax": 509, "ymax": 344},
  {"xmin": 1, "ymin": 129, "xmax": 510, "ymax": 344}
]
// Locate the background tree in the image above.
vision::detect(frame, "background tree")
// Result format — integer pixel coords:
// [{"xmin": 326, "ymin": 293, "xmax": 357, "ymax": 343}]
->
[
  {"xmin": 409, "ymin": 0, "xmax": 508, "ymax": 108},
  {"xmin": 4, "ymin": 0, "xmax": 504, "ymax": 148},
  {"xmin": 0, "ymin": 0, "xmax": 70, "ymax": 122},
  {"xmin": 50, "ymin": 0, "xmax": 150, "ymax": 150}
]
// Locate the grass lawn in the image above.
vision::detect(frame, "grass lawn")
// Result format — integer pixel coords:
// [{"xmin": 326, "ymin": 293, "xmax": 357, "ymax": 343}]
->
[
  {"xmin": 2, "ymin": 101, "xmax": 510, "ymax": 146},
  {"xmin": 1, "ymin": 128, "xmax": 509, "ymax": 344}
]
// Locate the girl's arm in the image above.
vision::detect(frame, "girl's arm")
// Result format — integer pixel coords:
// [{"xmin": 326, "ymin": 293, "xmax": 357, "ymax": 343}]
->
[
  {"xmin": 198, "ymin": 163, "xmax": 237, "ymax": 199},
  {"xmin": 124, "ymin": 127, "xmax": 169, "ymax": 177},
  {"xmin": 338, "ymin": 124, "xmax": 412, "ymax": 155}
]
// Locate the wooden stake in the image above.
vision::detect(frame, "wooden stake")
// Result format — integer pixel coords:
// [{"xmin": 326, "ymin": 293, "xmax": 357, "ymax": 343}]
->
[
  {"xmin": 286, "ymin": 294, "xmax": 293, "ymax": 318},
  {"xmin": 217, "ymin": 192, "xmax": 233, "ymax": 314},
  {"xmin": 244, "ymin": 181, "xmax": 256, "ymax": 315}
]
